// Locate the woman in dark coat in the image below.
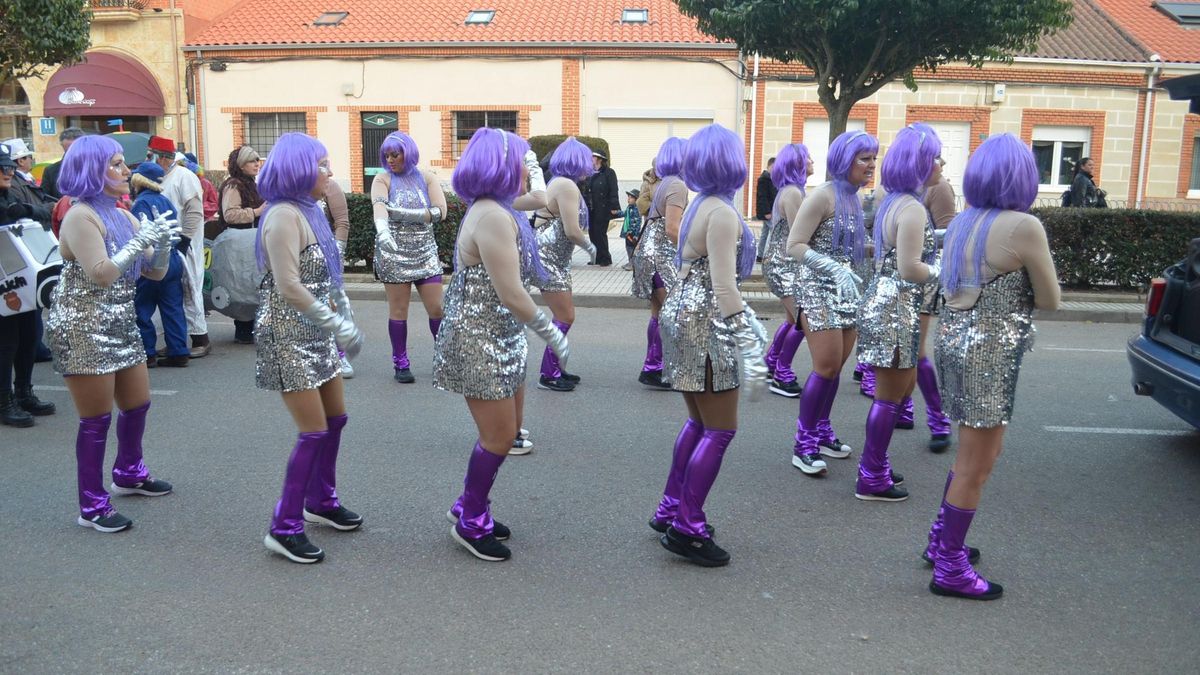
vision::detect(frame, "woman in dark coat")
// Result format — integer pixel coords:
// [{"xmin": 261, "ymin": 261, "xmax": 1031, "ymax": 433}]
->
[
  {"xmin": 585, "ymin": 151, "xmax": 620, "ymax": 266},
  {"xmin": 1069, "ymin": 157, "xmax": 1106, "ymax": 208}
]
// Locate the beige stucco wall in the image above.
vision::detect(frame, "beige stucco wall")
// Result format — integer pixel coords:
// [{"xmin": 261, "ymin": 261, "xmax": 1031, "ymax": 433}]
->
[
  {"xmin": 577, "ymin": 57, "xmax": 741, "ymax": 134},
  {"xmin": 1146, "ymin": 94, "xmax": 1193, "ymax": 202}
]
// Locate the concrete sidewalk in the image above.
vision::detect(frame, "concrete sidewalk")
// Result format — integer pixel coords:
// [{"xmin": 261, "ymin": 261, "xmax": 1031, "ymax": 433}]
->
[{"xmin": 345, "ymin": 233, "xmax": 1146, "ymax": 324}]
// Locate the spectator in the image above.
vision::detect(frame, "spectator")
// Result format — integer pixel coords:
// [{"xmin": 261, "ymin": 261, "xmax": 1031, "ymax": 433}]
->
[
  {"xmin": 2, "ymin": 138, "xmax": 55, "ymax": 219},
  {"xmin": 40, "ymin": 127, "xmax": 86, "ymax": 199},
  {"xmin": 1068, "ymin": 157, "xmax": 1106, "ymax": 208},
  {"xmin": 129, "ymin": 162, "xmax": 189, "ymax": 368},
  {"xmin": 216, "ymin": 145, "xmax": 264, "ymax": 344},
  {"xmin": 584, "ymin": 150, "xmax": 619, "ymax": 266},
  {"xmin": 636, "ymin": 166, "xmax": 658, "ymax": 217},
  {"xmin": 620, "ymin": 188, "xmax": 642, "ymax": 270},
  {"xmin": 755, "ymin": 156, "xmax": 777, "ymax": 260},
  {"xmin": 184, "ymin": 153, "xmax": 219, "ymax": 221}
]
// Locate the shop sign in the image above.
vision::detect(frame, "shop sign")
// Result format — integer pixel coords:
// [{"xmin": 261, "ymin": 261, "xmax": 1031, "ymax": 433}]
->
[
  {"xmin": 38, "ymin": 118, "xmax": 57, "ymax": 136},
  {"xmin": 57, "ymin": 87, "xmax": 96, "ymax": 107}
]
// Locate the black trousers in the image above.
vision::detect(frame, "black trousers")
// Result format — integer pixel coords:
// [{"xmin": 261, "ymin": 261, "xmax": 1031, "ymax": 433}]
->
[
  {"xmin": 588, "ymin": 213, "xmax": 613, "ymax": 265},
  {"xmin": 0, "ymin": 311, "xmax": 37, "ymax": 394}
]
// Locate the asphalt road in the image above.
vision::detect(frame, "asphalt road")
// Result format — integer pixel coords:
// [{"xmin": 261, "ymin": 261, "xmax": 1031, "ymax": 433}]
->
[{"xmin": 2, "ymin": 304, "xmax": 1197, "ymax": 673}]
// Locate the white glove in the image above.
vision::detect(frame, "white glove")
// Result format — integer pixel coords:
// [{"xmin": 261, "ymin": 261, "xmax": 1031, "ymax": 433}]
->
[
  {"xmin": 114, "ymin": 212, "xmax": 173, "ymax": 273},
  {"xmin": 374, "ymin": 217, "xmax": 396, "ymax": 251},
  {"xmin": 729, "ymin": 310, "xmax": 768, "ymax": 401},
  {"xmin": 386, "ymin": 203, "xmax": 430, "ymax": 224},
  {"xmin": 148, "ymin": 208, "xmax": 181, "ymax": 272},
  {"xmin": 301, "ymin": 298, "xmax": 364, "ymax": 359},
  {"xmin": 802, "ymin": 249, "xmax": 862, "ymax": 303},
  {"xmin": 525, "ymin": 150, "xmax": 546, "ymax": 194},
  {"xmin": 527, "ymin": 309, "xmax": 568, "ymax": 370}
]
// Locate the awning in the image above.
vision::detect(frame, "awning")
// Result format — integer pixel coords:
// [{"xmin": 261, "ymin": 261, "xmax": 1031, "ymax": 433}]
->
[
  {"xmin": 1163, "ymin": 73, "xmax": 1200, "ymax": 114},
  {"xmin": 42, "ymin": 51, "xmax": 165, "ymax": 117}
]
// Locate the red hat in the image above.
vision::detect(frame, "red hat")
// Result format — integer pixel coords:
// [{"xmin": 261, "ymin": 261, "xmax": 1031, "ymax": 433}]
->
[{"xmin": 147, "ymin": 135, "xmax": 176, "ymax": 156}]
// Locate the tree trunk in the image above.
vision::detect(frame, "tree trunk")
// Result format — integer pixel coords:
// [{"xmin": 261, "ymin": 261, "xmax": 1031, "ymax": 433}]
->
[{"xmin": 825, "ymin": 98, "xmax": 854, "ymax": 145}]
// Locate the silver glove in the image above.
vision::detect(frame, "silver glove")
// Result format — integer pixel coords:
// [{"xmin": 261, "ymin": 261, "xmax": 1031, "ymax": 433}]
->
[
  {"xmin": 386, "ymin": 203, "xmax": 430, "ymax": 224},
  {"xmin": 149, "ymin": 208, "xmax": 181, "ymax": 272},
  {"xmin": 429, "ymin": 205, "xmax": 443, "ymax": 223},
  {"xmin": 582, "ymin": 241, "xmax": 598, "ymax": 264},
  {"xmin": 334, "ymin": 238, "xmax": 346, "ymax": 266},
  {"xmin": 924, "ymin": 249, "xmax": 942, "ymax": 285},
  {"xmin": 113, "ymin": 212, "xmax": 172, "ymax": 273},
  {"xmin": 801, "ymin": 248, "xmax": 862, "ymax": 303},
  {"xmin": 933, "ymin": 228, "xmax": 947, "ymax": 247},
  {"xmin": 374, "ymin": 217, "xmax": 396, "ymax": 251},
  {"xmin": 525, "ymin": 149, "xmax": 546, "ymax": 194},
  {"xmin": 728, "ymin": 311, "xmax": 769, "ymax": 401},
  {"xmin": 527, "ymin": 309, "xmax": 568, "ymax": 370},
  {"xmin": 301, "ymin": 298, "xmax": 364, "ymax": 359}
]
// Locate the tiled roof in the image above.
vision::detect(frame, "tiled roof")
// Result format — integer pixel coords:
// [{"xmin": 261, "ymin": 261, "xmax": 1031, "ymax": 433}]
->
[
  {"xmin": 1092, "ymin": 0, "xmax": 1200, "ymax": 63},
  {"xmin": 1025, "ymin": 0, "xmax": 1147, "ymax": 62},
  {"xmin": 189, "ymin": 0, "xmax": 727, "ymax": 48}
]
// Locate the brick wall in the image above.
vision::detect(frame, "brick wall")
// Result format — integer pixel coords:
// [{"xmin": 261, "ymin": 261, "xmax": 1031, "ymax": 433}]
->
[
  {"xmin": 1177, "ymin": 114, "xmax": 1200, "ymax": 198},
  {"xmin": 562, "ymin": 59, "xmax": 580, "ymax": 135},
  {"xmin": 904, "ymin": 105, "xmax": 992, "ymax": 153}
]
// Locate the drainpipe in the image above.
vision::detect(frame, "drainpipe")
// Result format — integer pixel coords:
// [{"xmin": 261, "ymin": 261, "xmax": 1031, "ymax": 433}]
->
[
  {"xmin": 747, "ymin": 52, "xmax": 760, "ymax": 215},
  {"xmin": 1136, "ymin": 54, "xmax": 1162, "ymax": 209},
  {"xmin": 169, "ymin": 0, "xmax": 184, "ymax": 146}
]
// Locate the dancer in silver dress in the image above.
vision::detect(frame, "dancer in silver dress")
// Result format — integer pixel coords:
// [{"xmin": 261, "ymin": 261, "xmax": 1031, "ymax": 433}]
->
[
  {"xmin": 853, "ymin": 124, "xmax": 944, "ymax": 502},
  {"xmin": 786, "ymin": 131, "xmax": 878, "ymax": 476},
  {"xmin": 653, "ymin": 124, "xmax": 768, "ymax": 567},
  {"xmin": 630, "ymin": 137, "xmax": 687, "ymax": 389},
  {"xmin": 256, "ymin": 133, "xmax": 365, "ymax": 564},
  {"xmin": 436, "ymin": 128, "xmax": 568, "ymax": 562},
  {"xmin": 370, "ymin": 132, "xmax": 448, "ymax": 384},
  {"xmin": 47, "ymin": 135, "xmax": 177, "ymax": 533},
  {"xmin": 925, "ymin": 133, "xmax": 1060, "ymax": 599},
  {"xmin": 760, "ymin": 143, "xmax": 812, "ymax": 398},
  {"xmin": 529, "ymin": 137, "xmax": 596, "ymax": 392},
  {"xmin": 915, "ymin": 171, "xmax": 957, "ymax": 451}
]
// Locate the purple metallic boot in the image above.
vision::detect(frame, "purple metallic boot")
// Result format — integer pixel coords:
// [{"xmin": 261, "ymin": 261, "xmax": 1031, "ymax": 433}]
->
[
  {"xmin": 930, "ymin": 502, "xmax": 1003, "ymax": 600},
  {"xmin": 451, "ymin": 442, "xmax": 510, "ymax": 561},
  {"xmin": 429, "ymin": 317, "xmax": 442, "ymax": 338},
  {"xmin": 303, "ymin": 414, "xmax": 362, "ymax": 531},
  {"xmin": 917, "ymin": 356, "xmax": 953, "ymax": 451},
  {"xmin": 663, "ymin": 427, "xmax": 735, "ymax": 567},
  {"xmin": 793, "ymin": 373, "xmax": 834, "ymax": 475},
  {"xmin": 853, "ymin": 361, "xmax": 867, "ymax": 382},
  {"xmin": 769, "ymin": 324, "xmax": 805, "ymax": 398},
  {"xmin": 75, "ymin": 413, "xmax": 131, "ymax": 533},
  {"xmin": 265, "ymin": 430, "xmax": 329, "ymax": 563},
  {"xmin": 817, "ymin": 375, "xmax": 852, "ymax": 459},
  {"xmin": 896, "ymin": 396, "xmax": 915, "ymax": 430},
  {"xmin": 638, "ymin": 317, "xmax": 670, "ymax": 389},
  {"xmin": 922, "ymin": 471, "xmax": 981, "ymax": 564},
  {"xmin": 650, "ymin": 418, "xmax": 705, "ymax": 531},
  {"xmin": 109, "ymin": 401, "xmax": 172, "ymax": 497},
  {"xmin": 859, "ymin": 364, "xmax": 876, "ymax": 398},
  {"xmin": 764, "ymin": 322, "xmax": 790, "ymax": 376},
  {"xmin": 538, "ymin": 319, "xmax": 576, "ymax": 391},
  {"xmin": 389, "ymin": 319, "xmax": 414, "ymax": 383},
  {"xmin": 854, "ymin": 400, "xmax": 908, "ymax": 501}
]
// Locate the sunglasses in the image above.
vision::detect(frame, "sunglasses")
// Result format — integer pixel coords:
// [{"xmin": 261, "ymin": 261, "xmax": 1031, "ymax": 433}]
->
[{"xmin": 0, "ymin": 166, "xmax": 14, "ymax": 176}]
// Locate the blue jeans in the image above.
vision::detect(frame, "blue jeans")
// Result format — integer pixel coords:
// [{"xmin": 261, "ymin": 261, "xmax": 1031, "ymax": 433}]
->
[{"xmin": 135, "ymin": 252, "xmax": 189, "ymax": 358}]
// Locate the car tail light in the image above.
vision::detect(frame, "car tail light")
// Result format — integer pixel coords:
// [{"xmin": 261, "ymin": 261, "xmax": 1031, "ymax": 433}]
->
[{"xmin": 1146, "ymin": 278, "xmax": 1167, "ymax": 318}]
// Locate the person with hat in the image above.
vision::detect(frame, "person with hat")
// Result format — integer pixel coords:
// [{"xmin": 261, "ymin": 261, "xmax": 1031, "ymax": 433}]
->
[
  {"xmin": 584, "ymin": 150, "xmax": 619, "ymax": 267},
  {"xmin": 0, "ymin": 142, "xmax": 57, "ymax": 427},
  {"xmin": 40, "ymin": 127, "xmax": 86, "ymax": 200},
  {"xmin": 147, "ymin": 135, "xmax": 209, "ymax": 358},
  {"xmin": 1, "ymin": 138, "xmax": 54, "ymax": 226},
  {"xmin": 619, "ymin": 187, "xmax": 641, "ymax": 271},
  {"xmin": 217, "ymin": 144, "xmax": 266, "ymax": 345},
  {"xmin": 130, "ymin": 162, "xmax": 189, "ymax": 368}
]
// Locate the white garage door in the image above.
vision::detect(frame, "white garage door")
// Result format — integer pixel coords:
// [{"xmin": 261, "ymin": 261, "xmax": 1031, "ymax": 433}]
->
[
  {"xmin": 802, "ymin": 118, "xmax": 867, "ymax": 187},
  {"xmin": 598, "ymin": 117, "xmax": 711, "ymax": 190},
  {"xmin": 928, "ymin": 121, "xmax": 970, "ymax": 195}
]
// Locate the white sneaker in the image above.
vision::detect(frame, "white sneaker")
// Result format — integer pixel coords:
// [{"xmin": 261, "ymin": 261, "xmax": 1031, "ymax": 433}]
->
[
  {"xmin": 518, "ymin": 427, "xmax": 530, "ymax": 440},
  {"xmin": 511, "ymin": 438, "xmax": 533, "ymax": 456},
  {"xmin": 340, "ymin": 355, "xmax": 354, "ymax": 379}
]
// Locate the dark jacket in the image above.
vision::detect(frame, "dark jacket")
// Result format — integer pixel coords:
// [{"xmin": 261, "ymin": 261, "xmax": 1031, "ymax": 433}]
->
[
  {"xmin": 40, "ymin": 161, "xmax": 63, "ymax": 199},
  {"xmin": 585, "ymin": 166, "xmax": 620, "ymax": 226},
  {"xmin": 6, "ymin": 176, "xmax": 53, "ymax": 227},
  {"xmin": 1069, "ymin": 171, "xmax": 1105, "ymax": 208},
  {"xmin": 755, "ymin": 170, "xmax": 777, "ymax": 220},
  {"xmin": 130, "ymin": 188, "xmax": 178, "ymax": 225}
]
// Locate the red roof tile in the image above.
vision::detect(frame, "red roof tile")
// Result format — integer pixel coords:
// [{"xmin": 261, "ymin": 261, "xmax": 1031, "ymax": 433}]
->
[
  {"xmin": 1092, "ymin": 0, "xmax": 1200, "ymax": 63},
  {"xmin": 1026, "ymin": 0, "xmax": 1147, "ymax": 62},
  {"xmin": 189, "ymin": 0, "xmax": 727, "ymax": 48}
]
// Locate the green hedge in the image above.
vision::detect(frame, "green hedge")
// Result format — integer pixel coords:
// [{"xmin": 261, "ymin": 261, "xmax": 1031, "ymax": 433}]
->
[
  {"xmin": 1033, "ymin": 207, "xmax": 1200, "ymax": 289},
  {"xmin": 344, "ymin": 191, "xmax": 468, "ymax": 272},
  {"xmin": 528, "ymin": 135, "xmax": 610, "ymax": 163}
]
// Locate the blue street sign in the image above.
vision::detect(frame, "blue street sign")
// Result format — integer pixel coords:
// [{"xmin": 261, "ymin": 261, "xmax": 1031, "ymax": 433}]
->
[{"xmin": 38, "ymin": 118, "xmax": 56, "ymax": 136}]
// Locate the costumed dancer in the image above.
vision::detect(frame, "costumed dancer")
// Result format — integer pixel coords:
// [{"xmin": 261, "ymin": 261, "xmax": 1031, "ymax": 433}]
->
[
  {"xmin": 786, "ymin": 130, "xmax": 878, "ymax": 476},
  {"xmin": 629, "ymin": 137, "xmax": 688, "ymax": 390},
  {"xmin": 925, "ymin": 133, "xmax": 1060, "ymax": 599},
  {"xmin": 435, "ymin": 128, "xmax": 568, "ymax": 562},
  {"xmin": 370, "ymin": 132, "xmax": 448, "ymax": 385},
  {"xmin": 852, "ymin": 123, "xmax": 945, "ymax": 502},
  {"xmin": 321, "ymin": 178, "xmax": 353, "ymax": 378},
  {"xmin": 528, "ymin": 137, "xmax": 597, "ymax": 393},
  {"xmin": 256, "ymin": 133, "xmax": 365, "ymax": 564},
  {"xmin": 653, "ymin": 124, "xmax": 768, "ymax": 567},
  {"xmin": 216, "ymin": 145, "xmax": 265, "ymax": 345},
  {"xmin": 129, "ymin": 162, "xmax": 190, "ymax": 368},
  {"xmin": 760, "ymin": 143, "xmax": 812, "ymax": 398},
  {"xmin": 47, "ymin": 135, "xmax": 178, "ymax": 532},
  {"xmin": 915, "ymin": 166, "xmax": 957, "ymax": 451}
]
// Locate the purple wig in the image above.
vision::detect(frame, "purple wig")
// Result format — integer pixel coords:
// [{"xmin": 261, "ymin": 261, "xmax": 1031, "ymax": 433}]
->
[
  {"xmin": 549, "ymin": 137, "xmax": 594, "ymax": 181},
  {"xmin": 649, "ymin": 137, "xmax": 687, "ymax": 219},
  {"xmin": 826, "ymin": 130, "xmax": 879, "ymax": 263},
  {"xmin": 379, "ymin": 131, "xmax": 430, "ymax": 210},
  {"xmin": 379, "ymin": 131, "xmax": 420, "ymax": 175},
  {"xmin": 254, "ymin": 132, "xmax": 343, "ymax": 286},
  {"xmin": 58, "ymin": 135, "xmax": 142, "ymax": 280},
  {"xmin": 674, "ymin": 124, "xmax": 755, "ymax": 279},
  {"xmin": 451, "ymin": 128, "xmax": 546, "ymax": 281},
  {"xmin": 943, "ymin": 133, "xmax": 1039, "ymax": 294},
  {"xmin": 770, "ymin": 142, "xmax": 810, "ymax": 223},
  {"xmin": 874, "ymin": 123, "xmax": 942, "ymax": 258}
]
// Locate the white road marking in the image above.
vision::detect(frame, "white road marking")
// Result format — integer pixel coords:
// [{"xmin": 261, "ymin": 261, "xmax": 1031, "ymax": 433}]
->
[
  {"xmin": 38, "ymin": 385, "xmax": 178, "ymax": 396},
  {"xmin": 1044, "ymin": 425, "xmax": 1195, "ymax": 437},
  {"xmin": 1043, "ymin": 347, "xmax": 1126, "ymax": 353}
]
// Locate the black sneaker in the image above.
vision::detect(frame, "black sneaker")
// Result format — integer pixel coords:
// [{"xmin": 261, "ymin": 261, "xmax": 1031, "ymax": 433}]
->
[
  {"xmin": 818, "ymin": 438, "xmax": 852, "ymax": 459},
  {"xmin": 76, "ymin": 511, "xmax": 132, "ymax": 533},
  {"xmin": 791, "ymin": 452, "xmax": 827, "ymax": 476},
  {"xmin": 895, "ymin": 418, "xmax": 915, "ymax": 430},
  {"xmin": 929, "ymin": 579, "xmax": 1004, "ymax": 601},
  {"xmin": 537, "ymin": 375, "xmax": 575, "ymax": 392},
  {"xmin": 769, "ymin": 377, "xmax": 802, "ymax": 398},
  {"xmin": 638, "ymin": 370, "xmax": 671, "ymax": 389},
  {"xmin": 560, "ymin": 371, "xmax": 582, "ymax": 384},
  {"xmin": 0, "ymin": 392, "xmax": 34, "ymax": 428},
  {"xmin": 853, "ymin": 369, "xmax": 864, "ymax": 382},
  {"xmin": 648, "ymin": 517, "xmax": 714, "ymax": 536},
  {"xmin": 661, "ymin": 526, "xmax": 730, "ymax": 567},
  {"xmin": 157, "ymin": 355, "xmax": 189, "ymax": 368},
  {"xmin": 394, "ymin": 367, "xmax": 415, "ymax": 384},
  {"xmin": 145, "ymin": 357, "xmax": 158, "ymax": 369},
  {"xmin": 110, "ymin": 477, "xmax": 173, "ymax": 497},
  {"xmin": 929, "ymin": 434, "xmax": 951, "ymax": 453},
  {"xmin": 854, "ymin": 484, "xmax": 909, "ymax": 502},
  {"xmin": 922, "ymin": 546, "xmax": 981, "ymax": 565},
  {"xmin": 510, "ymin": 437, "xmax": 533, "ymax": 456},
  {"xmin": 303, "ymin": 506, "xmax": 363, "ymax": 531},
  {"xmin": 451, "ymin": 527, "xmax": 511, "ymax": 561},
  {"xmin": 445, "ymin": 510, "xmax": 510, "ymax": 541},
  {"xmin": 891, "ymin": 470, "xmax": 905, "ymax": 486},
  {"xmin": 263, "ymin": 532, "xmax": 325, "ymax": 564}
]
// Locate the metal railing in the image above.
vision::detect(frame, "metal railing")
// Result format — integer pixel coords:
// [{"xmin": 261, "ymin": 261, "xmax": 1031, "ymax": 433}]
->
[{"xmin": 89, "ymin": 0, "xmax": 148, "ymax": 9}]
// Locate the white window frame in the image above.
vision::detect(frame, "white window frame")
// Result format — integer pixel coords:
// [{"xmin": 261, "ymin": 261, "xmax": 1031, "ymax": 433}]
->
[
  {"xmin": 1187, "ymin": 137, "xmax": 1200, "ymax": 199},
  {"xmin": 1031, "ymin": 126, "xmax": 1090, "ymax": 191}
]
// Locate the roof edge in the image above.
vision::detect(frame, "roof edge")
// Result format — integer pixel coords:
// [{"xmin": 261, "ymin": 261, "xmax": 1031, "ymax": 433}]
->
[{"xmin": 185, "ymin": 40, "xmax": 738, "ymax": 52}]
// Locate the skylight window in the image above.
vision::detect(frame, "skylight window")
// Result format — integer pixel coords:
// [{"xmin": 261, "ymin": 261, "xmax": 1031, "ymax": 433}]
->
[
  {"xmin": 313, "ymin": 11, "xmax": 348, "ymax": 26},
  {"xmin": 622, "ymin": 8, "xmax": 649, "ymax": 23},
  {"xmin": 1155, "ymin": 2, "xmax": 1200, "ymax": 25},
  {"xmin": 465, "ymin": 10, "xmax": 495, "ymax": 25}
]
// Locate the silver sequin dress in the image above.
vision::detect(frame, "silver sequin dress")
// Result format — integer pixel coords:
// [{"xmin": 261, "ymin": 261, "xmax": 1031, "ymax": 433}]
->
[
  {"xmin": 374, "ymin": 176, "xmax": 441, "ymax": 284},
  {"xmin": 255, "ymin": 244, "xmax": 341, "ymax": 392},
  {"xmin": 662, "ymin": 252, "xmax": 744, "ymax": 394},
  {"xmin": 795, "ymin": 217, "xmax": 869, "ymax": 331},
  {"xmin": 47, "ymin": 254, "xmax": 144, "ymax": 376},
  {"xmin": 935, "ymin": 270, "xmax": 1036, "ymax": 428},
  {"xmin": 630, "ymin": 216, "xmax": 679, "ymax": 298},
  {"xmin": 762, "ymin": 214, "xmax": 803, "ymax": 299},
  {"xmin": 856, "ymin": 216, "xmax": 936, "ymax": 369},
  {"xmin": 433, "ymin": 263, "xmax": 527, "ymax": 400},
  {"xmin": 529, "ymin": 216, "xmax": 576, "ymax": 293}
]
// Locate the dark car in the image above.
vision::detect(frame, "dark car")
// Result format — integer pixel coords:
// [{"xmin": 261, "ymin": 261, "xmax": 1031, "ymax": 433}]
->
[{"xmin": 1127, "ymin": 238, "xmax": 1200, "ymax": 429}]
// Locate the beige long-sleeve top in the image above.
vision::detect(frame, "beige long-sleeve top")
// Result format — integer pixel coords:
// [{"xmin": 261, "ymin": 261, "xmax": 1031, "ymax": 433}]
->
[
  {"xmin": 323, "ymin": 181, "xmax": 350, "ymax": 243},
  {"xmin": 679, "ymin": 196, "xmax": 745, "ymax": 319},
  {"xmin": 877, "ymin": 194, "xmax": 935, "ymax": 284},
  {"xmin": 944, "ymin": 210, "xmax": 1061, "ymax": 311},
  {"xmin": 923, "ymin": 178, "xmax": 956, "ymax": 228},
  {"xmin": 455, "ymin": 199, "xmax": 539, "ymax": 323},
  {"xmin": 786, "ymin": 182, "xmax": 839, "ymax": 260},
  {"xmin": 260, "ymin": 203, "xmax": 326, "ymax": 313},
  {"xmin": 59, "ymin": 203, "xmax": 165, "ymax": 285},
  {"xmin": 774, "ymin": 185, "xmax": 805, "ymax": 229},
  {"xmin": 534, "ymin": 177, "xmax": 589, "ymax": 247},
  {"xmin": 370, "ymin": 170, "xmax": 449, "ymax": 224},
  {"xmin": 649, "ymin": 177, "xmax": 688, "ymax": 243},
  {"xmin": 220, "ymin": 185, "xmax": 258, "ymax": 227}
]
